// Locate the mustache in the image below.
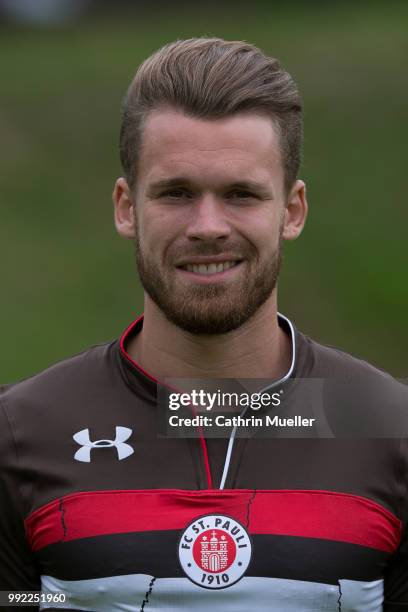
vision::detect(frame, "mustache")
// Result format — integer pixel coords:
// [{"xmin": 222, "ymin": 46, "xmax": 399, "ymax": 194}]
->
[{"xmin": 170, "ymin": 242, "xmax": 255, "ymax": 259}]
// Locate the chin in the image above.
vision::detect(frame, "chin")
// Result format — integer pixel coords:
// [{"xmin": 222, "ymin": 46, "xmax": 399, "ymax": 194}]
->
[{"xmin": 163, "ymin": 304, "xmax": 259, "ymax": 336}]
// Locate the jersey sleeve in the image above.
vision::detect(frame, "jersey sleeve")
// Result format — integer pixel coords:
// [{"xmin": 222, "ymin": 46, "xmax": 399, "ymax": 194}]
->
[
  {"xmin": 383, "ymin": 437, "xmax": 408, "ymax": 610},
  {"xmin": 0, "ymin": 396, "xmax": 41, "ymax": 593}
]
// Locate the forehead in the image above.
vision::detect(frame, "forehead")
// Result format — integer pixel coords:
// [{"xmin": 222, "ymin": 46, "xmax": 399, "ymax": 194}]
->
[{"xmin": 138, "ymin": 108, "xmax": 283, "ymax": 189}]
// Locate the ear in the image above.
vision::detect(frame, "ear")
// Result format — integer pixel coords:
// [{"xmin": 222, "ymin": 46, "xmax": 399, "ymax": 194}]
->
[
  {"xmin": 113, "ymin": 177, "xmax": 136, "ymax": 239},
  {"xmin": 281, "ymin": 179, "xmax": 308, "ymax": 241}
]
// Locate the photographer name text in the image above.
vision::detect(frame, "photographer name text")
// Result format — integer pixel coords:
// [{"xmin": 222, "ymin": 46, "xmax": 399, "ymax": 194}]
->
[{"xmin": 168, "ymin": 414, "xmax": 316, "ymax": 428}]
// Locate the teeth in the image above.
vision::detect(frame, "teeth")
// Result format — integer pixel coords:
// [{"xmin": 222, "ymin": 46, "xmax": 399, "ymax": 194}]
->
[{"xmin": 185, "ymin": 261, "xmax": 238, "ymax": 275}]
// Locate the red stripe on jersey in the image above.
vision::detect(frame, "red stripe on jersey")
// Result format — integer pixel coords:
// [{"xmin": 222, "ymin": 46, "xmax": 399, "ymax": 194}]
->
[
  {"xmin": 25, "ymin": 488, "xmax": 402, "ymax": 554},
  {"xmin": 250, "ymin": 489, "xmax": 402, "ymax": 553}
]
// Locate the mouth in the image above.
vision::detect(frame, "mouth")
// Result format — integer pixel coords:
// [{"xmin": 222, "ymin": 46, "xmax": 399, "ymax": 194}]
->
[
  {"xmin": 176, "ymin": 260, "xmax": 243, "ymax": 281},
  {"xmin": 179, "ymin": 260, "xmax": 241, "ymax": 275}
]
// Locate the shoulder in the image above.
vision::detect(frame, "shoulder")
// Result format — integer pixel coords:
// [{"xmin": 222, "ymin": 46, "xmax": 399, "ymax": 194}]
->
[
  {"xmin": 299, "ymin": 332, "xmax": 408, "ymax": 435},
  {"xmin": 0, "ymin": 341, "xmax": 116, "ymax": 414},
  {"xmin": 301, "ymin": 331, "xmax": 404, "ymax": 385}
]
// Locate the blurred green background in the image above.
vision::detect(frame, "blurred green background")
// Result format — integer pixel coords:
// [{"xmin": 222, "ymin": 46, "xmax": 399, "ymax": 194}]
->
[{"xmin": 1, "ymin": 1, "xmax": 407, "ymax": 382}]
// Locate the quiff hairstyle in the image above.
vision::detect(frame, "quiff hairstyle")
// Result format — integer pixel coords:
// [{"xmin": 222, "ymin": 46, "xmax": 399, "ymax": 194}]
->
[{"xmin": 120, "ymin": 37, "xmax": 302, "ymax": 196}]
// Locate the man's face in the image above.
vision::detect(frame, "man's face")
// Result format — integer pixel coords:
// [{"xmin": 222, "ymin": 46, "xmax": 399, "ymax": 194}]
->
[{"xmin": 129, "ymin": 109, "xmax": 291, "ymax": 334}]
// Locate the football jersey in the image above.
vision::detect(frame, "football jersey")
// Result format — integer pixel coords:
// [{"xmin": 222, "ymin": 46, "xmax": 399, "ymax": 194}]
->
[{"xmin": 0, "ymin": 314, "xmax": 407, "ymax": 611}]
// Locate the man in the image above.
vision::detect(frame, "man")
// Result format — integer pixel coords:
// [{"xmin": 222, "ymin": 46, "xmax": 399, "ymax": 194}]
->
[{"xmin": 1, "ymin": 38, "xmax": 407, "ymax": 611}]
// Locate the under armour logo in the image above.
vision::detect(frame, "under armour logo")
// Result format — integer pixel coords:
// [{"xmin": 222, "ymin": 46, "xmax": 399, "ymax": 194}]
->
[{"xmin": 73, "ymin": 427, "xmax": 134, "ymax": 462}]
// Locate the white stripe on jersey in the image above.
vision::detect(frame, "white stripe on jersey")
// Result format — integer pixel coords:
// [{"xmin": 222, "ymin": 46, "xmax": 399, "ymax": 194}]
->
[{"xmin": 40, "ymin": 573, "xmax": 384, "ymax": 611}]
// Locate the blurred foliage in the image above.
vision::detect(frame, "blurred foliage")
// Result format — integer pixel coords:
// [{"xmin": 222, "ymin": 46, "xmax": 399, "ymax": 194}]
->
[{"xmin": 0, "ymin": 1, "xmax": 407, "ymax": 381}]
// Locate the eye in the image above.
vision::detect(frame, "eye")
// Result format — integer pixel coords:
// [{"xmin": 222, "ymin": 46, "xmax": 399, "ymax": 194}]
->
[
  {"xmin": 161, "ymin": 189, "xmax": 192, "ymax": 199},
  {"xmin": 227, "ymin": 190, "xmax": 256, "ymax": 200}
]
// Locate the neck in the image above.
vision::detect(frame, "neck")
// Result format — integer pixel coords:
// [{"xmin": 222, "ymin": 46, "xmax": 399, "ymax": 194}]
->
[{"xmin": 126, "ymin": 291, "xmax": 292, "ymax": 382}]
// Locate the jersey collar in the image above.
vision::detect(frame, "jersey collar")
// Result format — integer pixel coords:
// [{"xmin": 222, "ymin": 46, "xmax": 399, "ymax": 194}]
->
[{"xmin": 116, "ymin": 312, "xmax": 311, "ymax": 399}]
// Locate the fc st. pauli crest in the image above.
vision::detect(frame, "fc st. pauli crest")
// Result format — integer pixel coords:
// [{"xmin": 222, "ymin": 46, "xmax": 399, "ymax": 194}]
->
[{"xmin": 178, "ymin": 514, "xmax": 252, "ymax": 589}]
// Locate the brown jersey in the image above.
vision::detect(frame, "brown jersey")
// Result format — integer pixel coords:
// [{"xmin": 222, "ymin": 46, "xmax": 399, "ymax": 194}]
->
[{"xmin": 1, "ymin": 314, "xmax": 407, "ymax": 611}]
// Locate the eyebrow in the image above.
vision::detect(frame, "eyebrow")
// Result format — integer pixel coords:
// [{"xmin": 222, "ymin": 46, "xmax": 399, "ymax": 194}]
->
[{"xmin": 146, "ymin": 177, "xmax": 274, "ymax": 198}]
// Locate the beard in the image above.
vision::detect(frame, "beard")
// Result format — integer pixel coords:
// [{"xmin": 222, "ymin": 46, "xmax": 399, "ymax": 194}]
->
[{"xmin": 134, "ymin": 232, "xmax": 282, "ymax": 335}]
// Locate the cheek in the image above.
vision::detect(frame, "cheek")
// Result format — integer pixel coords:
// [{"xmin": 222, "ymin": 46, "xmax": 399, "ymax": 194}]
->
[
  {"xmin": 138, "ymin": 210, "xmax": 185, "ymax": 255},
  {"xmin": 242, "ymin": 217, "xmax": 281, "ymax": 254}
]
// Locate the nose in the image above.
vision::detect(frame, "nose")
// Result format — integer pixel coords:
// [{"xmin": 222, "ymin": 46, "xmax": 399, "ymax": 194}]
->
[{"xmin": 185, "ymin": 194, "xmax": 231, "ymax": 241}]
